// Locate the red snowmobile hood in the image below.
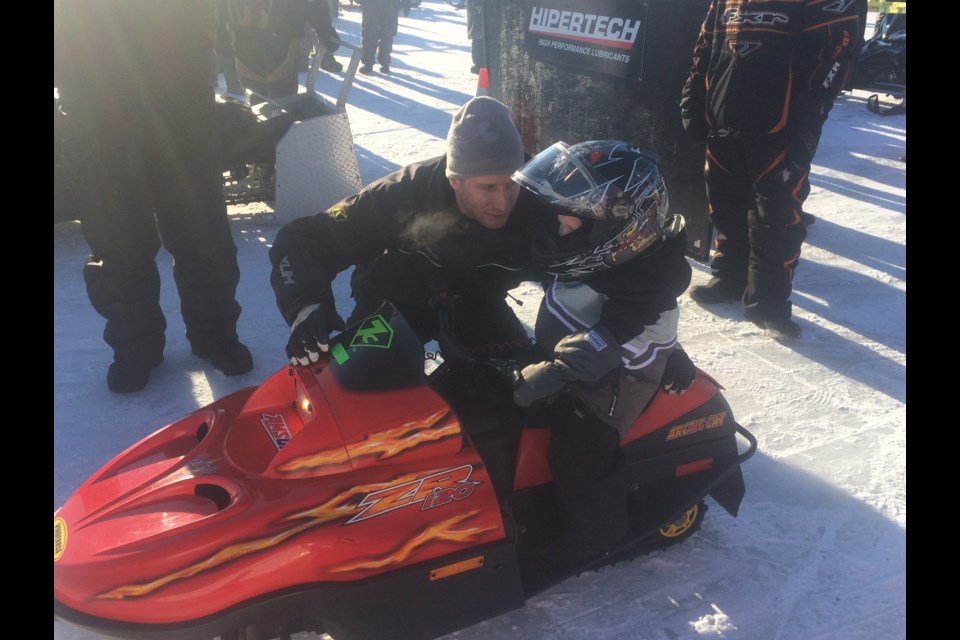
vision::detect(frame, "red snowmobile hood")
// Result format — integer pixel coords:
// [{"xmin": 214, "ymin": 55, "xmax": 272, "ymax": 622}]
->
[{"xmin": 54, "ymin": 310, "xmax": 505, "ymax": 625}]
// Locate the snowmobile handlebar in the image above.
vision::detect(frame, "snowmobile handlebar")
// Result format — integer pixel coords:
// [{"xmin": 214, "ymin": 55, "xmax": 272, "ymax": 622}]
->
[{"xmin": 432, "ymin": 286, "xmax": 528, "ymax": 399}]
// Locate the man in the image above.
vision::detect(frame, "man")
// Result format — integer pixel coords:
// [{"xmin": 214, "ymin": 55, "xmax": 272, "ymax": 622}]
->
[
  {"xmin": 680, "ymin": 0, "xmax": 866, "ymax": 340},
  {"xmin": 55, "ymin": 0, "xmax": 253, "ymax": 393},
  {"xmin": 269, "ymin": 96, "xmax": 547, "ymax": 365}
]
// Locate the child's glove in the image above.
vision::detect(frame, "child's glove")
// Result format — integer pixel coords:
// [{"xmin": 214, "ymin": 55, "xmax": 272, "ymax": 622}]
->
[
  {"xmin": 513, "ymin": 361, "xmax": 567, "ymax": 407},
  {"xmin": 662, "ymin": 348, "xmax": 695, "ymax": 394}
]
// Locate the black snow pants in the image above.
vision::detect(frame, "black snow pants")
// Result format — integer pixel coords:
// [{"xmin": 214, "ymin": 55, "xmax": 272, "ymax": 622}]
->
[
  {"xmin": 360, "ymin": 1, "xmax": 400, "ymax": 66},
  {"xmin": 74, "ymin": 88, "xmax": 243, "ymax": 366},
  {"xmin": 704, "ymin": 133, "xmax": 809, "ymax": 322}
]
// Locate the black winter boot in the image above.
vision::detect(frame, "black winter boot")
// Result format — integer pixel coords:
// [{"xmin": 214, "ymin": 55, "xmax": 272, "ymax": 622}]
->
[
  {"xmin": 107, "ymin": 353, "xmax": 164, "ymax": 393},
  {"xmin": 746, "ymin": 314, "xmax": 802, "ymax": 341},
  {"xmin": 320, "ymin": 53, "xmax": 343, "ymax": 73},
  {"xmin": 192, "ymin": 339, "xmax": 253, "ymax": 376},
  {"xmin": 688, "ymin": 277, "xmax": 746, "ymax": 305}
]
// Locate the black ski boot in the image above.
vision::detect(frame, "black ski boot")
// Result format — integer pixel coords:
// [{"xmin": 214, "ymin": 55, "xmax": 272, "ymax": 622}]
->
[{"xmin": 744, "ymin": 310, "xmax": 801, "ymax": 341}]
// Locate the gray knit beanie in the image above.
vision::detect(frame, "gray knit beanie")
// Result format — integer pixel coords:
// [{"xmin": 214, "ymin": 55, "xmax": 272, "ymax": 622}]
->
[{"xmin": 445, "ymin": 97, "xmax": 525, "ymax": 180}]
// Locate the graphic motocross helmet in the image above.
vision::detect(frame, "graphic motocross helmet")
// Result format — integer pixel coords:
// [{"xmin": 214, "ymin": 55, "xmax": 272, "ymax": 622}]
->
[{"xmin": 513, "ymin": 140, "xmax": 684, "ymax": 279}]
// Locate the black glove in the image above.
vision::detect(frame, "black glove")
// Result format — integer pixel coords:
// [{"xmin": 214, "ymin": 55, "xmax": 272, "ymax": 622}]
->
[
  {"xmin": 482, "ymin": 358, "xmax": 523, "ymax": 392},
  {"xmin": 788, "ymin": 97, "xmax": 832, "ymax": 169},
  {"xmin": 286, "ymin": 304, "xmax": 346, "ymax": 366},
  {"xmin": 662, "ymin": 348, "xmax": 695, "ymax": 395}
]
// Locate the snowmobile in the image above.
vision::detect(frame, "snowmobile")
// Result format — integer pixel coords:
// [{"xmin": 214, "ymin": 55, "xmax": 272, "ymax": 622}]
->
[
  {"xmin": 54, "ymin": 295, "xmax": 757, "ymax": 640},
  {"xmin": 850, "ymin": 12, "xmax": 906, "ymax": 116}
]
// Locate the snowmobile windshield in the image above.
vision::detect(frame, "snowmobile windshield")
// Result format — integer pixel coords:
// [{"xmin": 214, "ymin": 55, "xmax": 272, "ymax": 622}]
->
[{"xmin": 512, "ymin": 142, "xmax": 611, "ymax": 220}]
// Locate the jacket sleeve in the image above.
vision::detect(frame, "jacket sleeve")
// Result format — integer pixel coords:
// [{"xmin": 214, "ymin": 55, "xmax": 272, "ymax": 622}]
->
[
  {"xmin": 679, "ymin": 1, "xmax": 716, "ymax": 140},
  {"xmin": 306, "ymin": 0, "xmax": 340, "ymax": 51},
  {"xmin": 592, "ymin": 232, "xmax": 692, "ymax": 345},
  {"xmin": 588, "ymin": 234, "xmax": 689, "ymax": 381},
  {"xmin": 795, "ymin": 0, "xmax": 867, "ymax": 126},
  {"xmin": 268, "ymin": 169, "xmax": 419, "ymax": 325}
]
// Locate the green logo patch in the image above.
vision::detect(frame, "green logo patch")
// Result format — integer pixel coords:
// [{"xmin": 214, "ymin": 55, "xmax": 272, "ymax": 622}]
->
[
  {"xmin": 349, "ymin": 315, "xmax": 394, "ymax": 350},
  {"xmin": 331, "ymin": 343, "xmax": 349, "ymax": 364}
]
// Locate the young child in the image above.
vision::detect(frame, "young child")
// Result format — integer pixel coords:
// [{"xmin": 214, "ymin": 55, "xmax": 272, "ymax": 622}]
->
[{"xmin": 508, "ymin": 140, "xmax": 693, "ymax": 564}]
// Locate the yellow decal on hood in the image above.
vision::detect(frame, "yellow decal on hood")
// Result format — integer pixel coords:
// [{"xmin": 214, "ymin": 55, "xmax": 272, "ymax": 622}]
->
[{"xmin": 54, "ymin": 517, "xmax": 67, "ymax": 562}]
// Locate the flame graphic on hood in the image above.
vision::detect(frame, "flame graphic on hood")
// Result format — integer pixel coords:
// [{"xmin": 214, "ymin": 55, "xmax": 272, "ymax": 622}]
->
[
  {"xmin": 278, "ymin": 411, "xmax": 459, "ymax": 473},
  {"xmin": 97, "ymin": 468, "xmax": 451, "ymax": 600},
  {"xmin": 330, "ymin": 510, "xmax": 496, "ymax": 573}
]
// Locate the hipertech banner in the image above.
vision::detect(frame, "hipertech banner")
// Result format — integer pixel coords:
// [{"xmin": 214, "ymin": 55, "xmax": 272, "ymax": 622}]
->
[{"xmin": 523, "ymin": 0, "xmax": 648, "ymax": 79}]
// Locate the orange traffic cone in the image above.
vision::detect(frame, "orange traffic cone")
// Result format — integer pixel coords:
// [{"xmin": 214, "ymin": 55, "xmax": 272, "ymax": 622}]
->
[{"xmin": 476, "ymin": 67, "xmax": 490, "ymax": 97}]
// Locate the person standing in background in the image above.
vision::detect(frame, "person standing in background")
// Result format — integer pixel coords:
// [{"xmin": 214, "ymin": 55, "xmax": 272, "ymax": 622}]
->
[
  {"xmin": 358, "ymin": 0, "xmax": 411, "ymax": 75},
  {"xmin": 54, "ymin": 0, "xmax": 253, "ymax": 393},
  {"xmin": 228, "ymin": 0, "xmax": 344, "ymax": 102},
  {"xmin": 680, "ymin": 0, "xmax": 866, "ymax": 341},
  {"xmin": 466, "ymin": 0, "xmax": 485, "ymax": 74}
]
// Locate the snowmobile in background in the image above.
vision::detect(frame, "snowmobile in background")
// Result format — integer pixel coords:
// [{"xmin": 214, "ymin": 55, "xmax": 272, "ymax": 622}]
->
[
  {"xmin": 54, "ymin": 294, "xmax": 756, "ymax": 640},
  {"xmin": 218, "ymin": 37, "xmax": 363, "ymax": 214},
  {"xmin": 216, "ymin": 95, "xmax": 295, "ymax": 206},
  {"xmin": 851, "ymin": 12, "xmax": 906, "ymax": 116}
]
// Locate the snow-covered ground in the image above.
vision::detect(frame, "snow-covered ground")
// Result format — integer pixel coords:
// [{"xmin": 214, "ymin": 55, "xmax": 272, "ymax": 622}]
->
[{"xmin": 54, "ymin": 4, "xmax": 906, "ymax": 639}]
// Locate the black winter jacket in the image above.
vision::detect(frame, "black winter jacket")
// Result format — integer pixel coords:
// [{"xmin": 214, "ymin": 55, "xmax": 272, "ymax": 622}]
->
[
  {"xmin": 680, "ymin": 0, "xmax": 866, "ymax": 139},
  {"xmin": 269, "ymin": 155, "xmax": 550, "ymax": 339},
  {"xmin": 519, "ymin": 232, "xmax": 692, "ymax": 436}
]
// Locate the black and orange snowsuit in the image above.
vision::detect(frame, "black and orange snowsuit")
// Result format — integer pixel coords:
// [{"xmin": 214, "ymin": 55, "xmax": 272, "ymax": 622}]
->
[{"xmin": 680, "ymin": 0, "xmax": 866, "ymax": 322}]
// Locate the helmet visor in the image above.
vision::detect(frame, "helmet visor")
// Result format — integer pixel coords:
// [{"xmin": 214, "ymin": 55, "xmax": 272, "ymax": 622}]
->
[{"xmin": 512, "ymin": 142, "xmax": 610, "ymax": 219}]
